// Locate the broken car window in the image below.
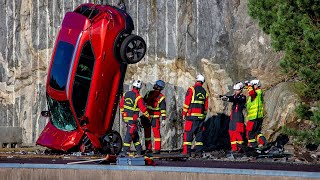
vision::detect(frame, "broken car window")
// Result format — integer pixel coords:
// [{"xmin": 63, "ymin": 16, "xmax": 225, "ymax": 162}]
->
[{"xmin": 47, "ymin": 95, "xmax": 77, "ymax": 131}]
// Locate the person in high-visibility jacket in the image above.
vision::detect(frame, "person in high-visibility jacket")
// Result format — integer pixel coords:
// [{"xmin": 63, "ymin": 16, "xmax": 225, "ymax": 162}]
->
[
  {"xmin": 245, "ymin": 79, "xmax": 267, "ymax": 148},
  {"xmin": 120, "ymin": 80, "xmax": 150, "ymax": 155},
  {"xmin": 220, "ymin": 82, "xmax": 246, "ymax": 152},
  {"xmin": 142, "ymin": 80, "xmax": 166, "ymax": 154},
  {"xmin": 182, "ymin": 74, "xmax": 209, "ymax": 156}
]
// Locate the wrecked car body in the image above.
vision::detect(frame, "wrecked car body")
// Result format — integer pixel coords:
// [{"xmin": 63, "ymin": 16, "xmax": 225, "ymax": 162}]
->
[{"xmin": 36, "ymin": 3, "xmax": 146, "ymax": 154}]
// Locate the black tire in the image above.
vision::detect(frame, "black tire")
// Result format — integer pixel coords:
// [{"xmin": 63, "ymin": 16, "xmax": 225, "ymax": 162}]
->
[
  {"xmin": 101, "ymin": 131, "xmax": 123, "ymax": 155},
  {"xmin": 120, "ymin": 34, "xmax": 146, "ymax": 64},
  {"xmin": 113, "ymin": 31, "xmax": 129, "ymax": 63}
]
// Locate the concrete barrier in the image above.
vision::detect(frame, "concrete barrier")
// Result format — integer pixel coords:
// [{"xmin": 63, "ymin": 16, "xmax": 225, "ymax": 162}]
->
[
  {"xmin": 0, "ymin": 127, "xmax": 22, "ymax": 148},
  {"xmin": 0, "ymin": 164, "xmax": 319, "ymax": 180}
]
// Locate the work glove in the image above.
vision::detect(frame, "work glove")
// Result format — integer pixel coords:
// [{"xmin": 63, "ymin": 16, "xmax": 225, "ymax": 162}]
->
[
  {"xmin": 161, "ymin": 120, "xmax": 166, "ymax": 127},
  {"xmin": 221, "ymin": 96, "xmax": 228, "ymax": 101}
]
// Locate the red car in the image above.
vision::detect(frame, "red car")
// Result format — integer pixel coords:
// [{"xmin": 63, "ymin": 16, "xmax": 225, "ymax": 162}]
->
[{"xmin": 36, "ymin": 3, "xmax": 146, "ymax": 154}]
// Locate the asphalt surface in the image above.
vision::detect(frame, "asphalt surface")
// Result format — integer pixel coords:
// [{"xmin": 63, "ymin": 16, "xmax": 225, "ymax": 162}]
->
[{"xmin": 0, "ymin": 154, "xmax": 319, "ymax": 172}]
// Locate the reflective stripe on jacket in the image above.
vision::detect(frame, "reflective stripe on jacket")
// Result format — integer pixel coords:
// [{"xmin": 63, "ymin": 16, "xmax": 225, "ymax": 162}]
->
[
  {"xmin": 120, "ymin": 89, "xmax": 150, "ymax": 123},
  {"xmin": 183, "ymin": 82, "xmax": 208, "ymax": 120},
  {"xmin": 144, "ymin": 90, "xmax": 166, "ymax": 119}
]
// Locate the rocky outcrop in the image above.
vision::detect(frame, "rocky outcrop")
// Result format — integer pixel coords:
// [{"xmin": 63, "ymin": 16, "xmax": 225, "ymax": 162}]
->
[
  {"xmin": 264, "ymin": 82, "xmax": 299, "ymax": 139},
  {"xmin": 0, "ymin": 0, "xmax": 298, "ymax": 149}
]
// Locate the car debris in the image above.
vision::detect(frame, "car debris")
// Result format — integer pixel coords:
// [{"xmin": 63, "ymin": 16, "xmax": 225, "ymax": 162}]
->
[{"xmin": 67, "ymin": 154, "xmax": 117, "ymax": 165}]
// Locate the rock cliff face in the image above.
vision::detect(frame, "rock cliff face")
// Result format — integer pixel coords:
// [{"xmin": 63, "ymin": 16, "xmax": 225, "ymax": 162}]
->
[{"xmin": 0, "ymin": 0, "xmax": 298, "ymax": 148}]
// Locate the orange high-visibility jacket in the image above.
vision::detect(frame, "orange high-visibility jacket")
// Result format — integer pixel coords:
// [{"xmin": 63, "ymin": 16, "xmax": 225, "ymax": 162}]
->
[
  {"xmin": 183, "ymin": 82, "xmax": 208, "ymax": 120},
  {"xmin": 144, "ymin": 90, "xmax": 166, "ymax": 120},
  {"xmin": 120, "ymin": 88, "xmax": 150, "ymax": 124}
]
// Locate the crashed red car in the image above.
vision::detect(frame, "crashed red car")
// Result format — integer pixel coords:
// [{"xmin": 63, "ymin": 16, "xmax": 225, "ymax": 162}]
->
[{"xmin": 36, "ymin": 3, "xmax": 146, "ymax": 154}]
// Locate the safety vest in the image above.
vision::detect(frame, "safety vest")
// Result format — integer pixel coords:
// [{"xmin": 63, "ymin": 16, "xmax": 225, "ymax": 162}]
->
[
  {"xmin": 122, "ymin": 91, "xmax": 142, "ymax": 123},
  {"xmin": 187, "ymin": 86, "xmax": 208, "ymax": 120},
  {"xmin": 145, "ymin": 91, "xmax": 166, "ymax": 118},
  {"xmin": 246, "ymin": 89, "xmax": 264, "ymax": 120}
]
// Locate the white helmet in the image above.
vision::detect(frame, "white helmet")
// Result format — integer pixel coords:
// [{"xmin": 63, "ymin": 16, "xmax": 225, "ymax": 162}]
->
[
  {"xmin": 250, "ymin": 79, "xmax": 260, "ymax": 87},
  {"xmin": 233, "ymin": 83, "xmax": 242, "ymax": 90},
  {"xmin": 237, "ymin": 82, "xmax": 244, "ymax": 89},
  {"xmin": 196, "ymin": 74, "xmax": 205, "ymax": 83},
  {"xmin": 132, "ymin": 80, "xmax": 142, "ymax": 89}
]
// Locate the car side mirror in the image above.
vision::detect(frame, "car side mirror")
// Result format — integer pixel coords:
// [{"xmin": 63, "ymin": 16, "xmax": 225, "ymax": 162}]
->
[
  {"xmin": 41, "ymin": 111, "xmax": 51, "ymax": 117},
  {"xmin": 80, "ymin": 116, "xmax": 89, "ymax": 126}
]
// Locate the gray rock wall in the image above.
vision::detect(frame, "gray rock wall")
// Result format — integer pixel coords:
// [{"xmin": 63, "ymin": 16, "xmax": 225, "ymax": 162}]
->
[{"xmin": 0, "ymin": 0, "xmax": 297, "ymax": 148}]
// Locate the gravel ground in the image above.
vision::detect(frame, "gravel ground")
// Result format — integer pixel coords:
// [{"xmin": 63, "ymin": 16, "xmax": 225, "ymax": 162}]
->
[{"xmin": 0, "ymin": 147, "xmax": 319, "ymax": 172}]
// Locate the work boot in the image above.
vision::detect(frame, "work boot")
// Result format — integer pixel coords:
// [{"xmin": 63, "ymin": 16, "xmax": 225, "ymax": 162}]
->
[
  {"xmin": 190, "ymin": 152, "xmax": 196, "ymax": 158},
  {"xmin": 182, "ymin": 150, "xmax": 191, "ymax": 158},
  {"xmin": 256, "ymin": 143, "xmax": 271, "ymax": 154},
  {"xmin": 194, "ymin": 148, "xmax": 203, "ymax": 158},
  {"xmin": 136, "ymin": 146, "xmax": 143, "ymax": 155},
  {"xmin": 194, "ymin": 151, "xmax": 203, "ymax": 158},
  {"xmin": 119, "ymin": 151, "xmax": 128, "ymax": 157},
  {"xmin": 136, "ymin": 151, "xmax": 142, "ymax": 155},
  {"xmin": 226, "ymin": 151, "xmax": 235, "ymax": 159}
]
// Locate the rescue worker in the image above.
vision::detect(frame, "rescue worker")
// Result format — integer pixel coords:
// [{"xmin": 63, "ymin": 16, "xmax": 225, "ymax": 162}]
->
[
  {"xmin": 143, "ymin": 80, "xmax": 166, "ymax": 154},
  {"xmin": 220, "ymin": 82, "xmax": 246, "ymax": 152},
  {"xmin": 245, "ymin": 79, "xmax": 268, "ymax": 148},
  {"xmin": 182, "ymin": 74, "xmax": 208, "ymax": 157},
  {"xmin": 120, "ymin": 80, "xmax": 150, "ymax": 155}
]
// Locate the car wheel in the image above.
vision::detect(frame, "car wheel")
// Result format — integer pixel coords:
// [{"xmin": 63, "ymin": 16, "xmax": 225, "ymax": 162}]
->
[
  {"xmin": 101, "ymin": 131, "xmax": 123, "ymax": 155},
  {"xmin": 114, "ymin": 32, "xmax": 128, "ymax": 63},
  {"xmin": 120, "ymin": 34, "xmax": 146, "ymax": 64}
]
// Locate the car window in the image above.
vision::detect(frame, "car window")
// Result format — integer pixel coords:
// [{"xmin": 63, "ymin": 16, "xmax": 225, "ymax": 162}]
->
[
  {"xmin": 49, "ymin": 41, "xmax": 74, "ymax": 91},
  {"xmin": 47, "ymin": 95, "xmax": 77, "ymax": 131},
  {"xmin": 72, "ymin": 41, "xmax": 95, "ymax": 118}
]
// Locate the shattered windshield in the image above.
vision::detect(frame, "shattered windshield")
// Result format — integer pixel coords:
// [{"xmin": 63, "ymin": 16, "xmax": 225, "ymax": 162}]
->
[{"xmin": 46, "ymin": 95, "xmax": 77, "ymax": 131}]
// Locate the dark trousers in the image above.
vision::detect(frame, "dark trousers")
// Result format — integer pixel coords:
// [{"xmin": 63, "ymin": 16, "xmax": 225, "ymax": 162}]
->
[
  {"xmin": 246, "ymin": 118, "xmax": 267, "ymax": 148},
  {"xmin": 123, "ymin": 124, "xmax": 142, "ymax": 154},
  {"xmin": 183, "ymin": 120, "xmax": 204, "ymax": 154}
]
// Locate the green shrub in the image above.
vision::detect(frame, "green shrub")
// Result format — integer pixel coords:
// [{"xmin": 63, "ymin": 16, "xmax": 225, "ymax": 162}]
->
[{"xmin": 248, "ymin": 0, "xmax": 320, "ymax": 145}]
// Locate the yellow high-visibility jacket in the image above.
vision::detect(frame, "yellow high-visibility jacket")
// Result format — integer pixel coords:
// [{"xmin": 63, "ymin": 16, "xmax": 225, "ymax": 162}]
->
[{"xmin": 246, "ymin": 89, "xmax": 264, "ymax": 120}]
